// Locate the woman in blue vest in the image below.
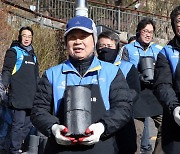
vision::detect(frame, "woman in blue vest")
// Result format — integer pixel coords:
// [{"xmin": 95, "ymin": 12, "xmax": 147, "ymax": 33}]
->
[
  {"xmin": 2, "ymin": 26, "xmax": 39, "ymax": 154},
  {"xmin": 154, "ymin": 6, "xmax": 180, "ymax": 154},
  {"xmin": 121, "ymin": 18, "xmax": 163, "ymax": 154},
  {"xmin": 31, "ymin": 16, "xmax": 133, "ymax": 154}
]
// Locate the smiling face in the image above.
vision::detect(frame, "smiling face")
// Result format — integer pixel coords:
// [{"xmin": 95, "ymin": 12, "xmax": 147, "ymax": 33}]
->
[
  {"xmin": 139, "ymin": 24, "xmax": 154, "ymax": 44},
  {"xmin": 174, "ymin": 14, "xmax": 180, "ymax": 37},
  {"xmin": 21, "ymin": 30, "xmax": 33, "ymax": 46},
  {"xmin": 66, "ymin": 29, "xmax": 94, "ymax": 60}
]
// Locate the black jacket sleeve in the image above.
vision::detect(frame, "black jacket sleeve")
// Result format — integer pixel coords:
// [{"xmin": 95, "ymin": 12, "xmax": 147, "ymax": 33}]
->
[
  {"xmin": 31, "ymin": 72, "xmax": 60, "ymax": 137},
  {"xmin": 2, "ymin": 49, "xmax": 16, "ymax": 88},
  {"xmin": 34, "ymin": 61, "xmax": 40, "ymax": 83},
  {"xmin": 100, "ymin": 69, "xmax": 133, "ymax": 138},
  {"xmin": 126, "ymin": 65, "xmax": 140, "ymax": 93},
  {"xmin": 154, "ymin": 52, "xmax": 179, "ymax": 113},
  {"xmin": 126, "ymin": 65, "xmax": 141, "ymax": 102},
  {"xmin": 121, "ymin": 47, "xmax": 130, "ymax": 61}
]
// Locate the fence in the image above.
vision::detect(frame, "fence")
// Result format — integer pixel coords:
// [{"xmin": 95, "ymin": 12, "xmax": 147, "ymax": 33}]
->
[
  {"xmin": 38, "ymin": 0, "xmax": 173, "ymax": 41},
  {"xmin": 0, "ymin": 0, "xmax": 174, "ymax": 72}
]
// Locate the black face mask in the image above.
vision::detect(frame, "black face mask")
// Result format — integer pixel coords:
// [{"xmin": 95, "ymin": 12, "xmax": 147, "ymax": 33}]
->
[{"xmin": 97, "ymin": 47, "xmax": 118, "ymax": 63}]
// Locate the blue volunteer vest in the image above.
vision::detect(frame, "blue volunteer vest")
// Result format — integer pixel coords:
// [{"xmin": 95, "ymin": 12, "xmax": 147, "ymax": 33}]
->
[
  {"xmin": 46, "ymin": 56, "xmax": 119, "ymax": 115},
  {"xmin": 160, "ymin": 45, "xmax": 180, "ymax": 77},
  {"xmin": 9, "ymin": 46, "xmax": 38, "ymax": 109},
  {"xmin": 125, "ymin": 41, "xmax": 163, "ymax": 68},
  {"xmin": 12, "ymin": 46, "xmax": 37, "ymax": 75},
  {"xmin": 114, "ymin": 55, "xmax": 133, "ymax": 78}
]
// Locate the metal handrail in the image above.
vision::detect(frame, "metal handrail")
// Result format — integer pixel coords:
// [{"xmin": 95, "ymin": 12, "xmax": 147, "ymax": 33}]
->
[
  {"xmin": 87, "ymin": 0, "xmax": 170, "ymax": 19},
  {"xmin": 1, "ymin": 0, "xmax": 66, "ymax": 24},
  {"xmin": 38, "ymin": 0, "xmax": 172, "ymax": 40},
  {"xmin": 1, "ymin": 0, "xmax": 173, "ymax": 41}
]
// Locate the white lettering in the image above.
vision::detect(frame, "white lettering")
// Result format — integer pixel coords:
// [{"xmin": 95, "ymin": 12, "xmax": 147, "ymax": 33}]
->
[
  {"xmin": 25, "ymin": 61, "xmax": 35, "ymax": 65},
  {"xmin": 91, "ymin": 97, "xmax": 97, "ymax": 102}
]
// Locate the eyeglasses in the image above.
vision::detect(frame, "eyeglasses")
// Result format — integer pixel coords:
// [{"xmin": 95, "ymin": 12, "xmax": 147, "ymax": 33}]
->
[
  {"xmin": 21, "ymin": 35, "xmax": 32, "ymax": 39},
  {"xmin": 99, "ymin": 44, "xmax": 116, "ymax": 49},
  {"xmin": 141, "ymin": 29, "xmax": 154, "ymax": 35},
  {"xmin": 175, "ymin": 19, "xmax": 180, "ymax": 25}
]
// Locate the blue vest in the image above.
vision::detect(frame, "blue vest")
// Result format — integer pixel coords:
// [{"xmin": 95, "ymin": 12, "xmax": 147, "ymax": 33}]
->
[
  {"xmin": 160, "ymin": 45, "xmax": 179, "ymax": 77},
  {"xmin": 113, "ymin": 55, "xmax": 133, "ymax": 78},
  {"xmin": 125, "ymin": 41, "xmax": 163, "ymax": 68},
  {"xmin": 46, "ymin": 56, "xmax": 119, "ymax": 115},
  {"xmin": 12, "ymin": 46, "xmax": 37, "ymax": 75}
]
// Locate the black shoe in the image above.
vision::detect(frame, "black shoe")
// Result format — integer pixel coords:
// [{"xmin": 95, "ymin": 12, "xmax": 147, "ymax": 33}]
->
[
  {"xmin": 140, "ymin": 144, "xmax": 153, "ymax": 154},
  {"xmin": 0, "ymin": 149, "xmax": 8, "ymax": 154}
]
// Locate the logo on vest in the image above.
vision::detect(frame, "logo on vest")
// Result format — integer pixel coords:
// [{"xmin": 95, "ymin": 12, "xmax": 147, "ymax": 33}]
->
[
  {"xmin": 25, "ymin": 61, "xmax": 35, "ymax": 65},
  {"xmin": 57, "ymin": 81, "xmax": 65, "ymax": 89},
  {"xmin": 171, "ymin": 52, "xmax": 179, "ymax": 58},
  {"xmin": 134, "ymin": 51, "xmax": 139, "ymax": 56},
  {"xmin": 92, "ymin": 79, "xmax": 98, "ymax": 84}
]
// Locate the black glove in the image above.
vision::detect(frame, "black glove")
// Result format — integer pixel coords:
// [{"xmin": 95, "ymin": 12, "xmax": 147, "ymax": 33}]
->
[
  {"xmin": 139, "ymin": 74, "xmax": 154, "ymax": 90},
  {"xmin": 139, "ymin": 74, "xmax": 150, "ymax": 84}
]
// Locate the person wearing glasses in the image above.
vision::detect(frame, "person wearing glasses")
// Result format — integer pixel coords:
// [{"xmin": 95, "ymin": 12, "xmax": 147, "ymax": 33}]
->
[
  {"xmin": 1, "ymin": 26, "xmax": 39, "ymax": 154},
  {"xmin": 121, "ymin": 18, "xmax": 163, "ymax": 154},
  {"xmin": 154, "ymin": 6, "xmax": 180, "ymax": 154},
  {"xmin": 96, "ymin": 30, "xmax": 139, "ymax": 153}
]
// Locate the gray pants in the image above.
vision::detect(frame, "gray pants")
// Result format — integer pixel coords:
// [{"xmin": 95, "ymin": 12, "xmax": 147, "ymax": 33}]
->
[{"xmin": 134, "ymin": 114, "xmax": 164, "ymax": 154}]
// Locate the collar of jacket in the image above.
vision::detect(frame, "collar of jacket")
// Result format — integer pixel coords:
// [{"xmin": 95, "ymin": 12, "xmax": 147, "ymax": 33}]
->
[
  {"xmin": 11, "ymin": 40, "xmax": 34, "ymax": 54},
  {"xmin": 134, "ymin": 41, "xmax": 154, "ymax": 51},
  {"xmin": 168, "ymin": 36, "xmax": 180, "ymax": 50},
  {"xmin": 62, "ymin": 56, "xmax": 102, "ymax": 76}
]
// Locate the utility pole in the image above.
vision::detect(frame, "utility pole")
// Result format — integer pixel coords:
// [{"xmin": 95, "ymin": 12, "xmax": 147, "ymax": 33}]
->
[{"xmin": 75, "ymin": 0, "xmax": 88, "ymax": 17}]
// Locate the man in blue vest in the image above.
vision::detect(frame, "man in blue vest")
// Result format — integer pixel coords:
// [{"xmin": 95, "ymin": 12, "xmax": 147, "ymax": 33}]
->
[
  {"xmin": 2, "ymin": 26, "xmax": 39, "ymax": 154},
  {"xmin": 97, "ymin": 31, "xmax": 140, "ymax": 95},
  {"xmin": 121, "ymin": 17, "xmax": 163, "ymax": 154},
  {"xmin": 31, "ymin": 16, "xmax": 133, "ymax": 154},
  {"xmin": 154, "ymin": 5, "xmax": 180, "ymax": 154},
  {"xmin": 96, "ymin": 30, "xmax": 139, "ymax": 153}
]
